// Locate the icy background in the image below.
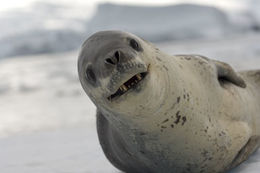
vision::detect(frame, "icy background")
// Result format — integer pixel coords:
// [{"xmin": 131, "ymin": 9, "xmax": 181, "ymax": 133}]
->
[
  {"xmin": 1, "ymin": 0, "xmax": 260, "ymax": 59},
  {"xmin": 0, "ymin": 1, "xmax": 259, "ymax": 172}
]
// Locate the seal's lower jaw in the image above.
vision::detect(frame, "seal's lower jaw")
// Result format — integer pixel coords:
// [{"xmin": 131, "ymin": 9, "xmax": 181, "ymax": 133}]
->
[{"xmin": 107, "ymin": 71, "xmax": 148, "ymax": 101}]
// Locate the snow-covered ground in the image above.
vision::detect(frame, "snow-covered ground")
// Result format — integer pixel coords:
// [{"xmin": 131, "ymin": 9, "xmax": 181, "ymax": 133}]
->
[{"xmin": 0, "ymin": 33, "xmax": 259, "ymax": 172}]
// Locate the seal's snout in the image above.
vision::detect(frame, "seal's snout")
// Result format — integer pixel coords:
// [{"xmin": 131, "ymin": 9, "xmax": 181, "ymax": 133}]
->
[
  {"xmin": 105, "ymin": 51, "xmax": 121, "ymax": 66},
  {"xmin": 105, "ymin": 48, "xmax": 149, "ymax": 101},
  {"xmin": 105, "ymin": 49, "xmax": 133, "ymax": 68}
]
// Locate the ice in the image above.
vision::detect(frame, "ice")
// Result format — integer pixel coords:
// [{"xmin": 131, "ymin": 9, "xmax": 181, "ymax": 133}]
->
[{"xmin": 88, "ymin": 3, "xmax": 233, "ymax": 42}]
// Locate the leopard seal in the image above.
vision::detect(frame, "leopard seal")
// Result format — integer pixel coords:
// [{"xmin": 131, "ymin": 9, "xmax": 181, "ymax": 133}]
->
[{"xmin": 78, "ymin": 30, "xmax": 260, "ymax": 173}]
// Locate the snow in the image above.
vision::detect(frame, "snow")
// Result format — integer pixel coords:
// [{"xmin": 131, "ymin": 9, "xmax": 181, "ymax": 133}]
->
[
  {"xmin": 247, "ymin": 0, "xmax": 260, "ymax": 26},
  {"xmin": 0, "ymin": 1, "xmax": 90, "ymax": 58},
  {"xmin": 0, "ymin": 52, "xmax": 95, "ymax": 137},
  {"xmin": 1, "ymin": 2, "xmax": 260, "ymax": 58},
  {"xmin": 0, "ymin": 32, "xmax": 259, "ymax": 172},
  {"xmin": 0, "ymin": 127, "xmax": 117, "ymax": 173}
]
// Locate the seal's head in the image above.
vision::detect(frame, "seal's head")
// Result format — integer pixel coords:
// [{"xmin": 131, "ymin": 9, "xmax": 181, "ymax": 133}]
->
[{"xmin": 78, "ymin": 31, "xmax": 159, "ymax": 113}]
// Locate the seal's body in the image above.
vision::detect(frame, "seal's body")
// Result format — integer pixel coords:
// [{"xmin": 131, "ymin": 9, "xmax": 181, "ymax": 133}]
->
[{"xmin": 78, "ymin": 31, "xmax": 260, "ymax": 173}]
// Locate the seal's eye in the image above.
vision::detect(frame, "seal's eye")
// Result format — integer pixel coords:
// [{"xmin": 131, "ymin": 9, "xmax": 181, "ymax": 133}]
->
[
  {"xmin": 130, "ymin": 39, "xmax": 140, "ymax": 51},
  {"xmin": 86, "ymin": 66, "xmax": 96, "ymax": 84}
]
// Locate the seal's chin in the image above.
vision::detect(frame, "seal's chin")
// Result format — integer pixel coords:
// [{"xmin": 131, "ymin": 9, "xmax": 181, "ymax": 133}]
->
[{"xmin": 107, "ymin": 71, "xmax": 148, "ymax": 101}]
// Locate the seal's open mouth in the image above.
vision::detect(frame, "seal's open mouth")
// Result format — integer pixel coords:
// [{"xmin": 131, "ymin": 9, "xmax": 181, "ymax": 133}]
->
[{"xmin": 108, "ymin": 72, "xmax": 148, "ymax": 101}]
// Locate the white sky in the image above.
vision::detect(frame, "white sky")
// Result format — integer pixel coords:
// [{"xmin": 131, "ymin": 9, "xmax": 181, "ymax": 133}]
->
[{"xmin": 0, "ymin": 0, "xmax": 247, "ymax": 12}]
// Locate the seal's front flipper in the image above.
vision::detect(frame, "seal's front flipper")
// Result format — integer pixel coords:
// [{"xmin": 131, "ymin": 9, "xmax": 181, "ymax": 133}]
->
[{"xmin": 213, "ymin": 60, "xmax": 247, "ymax": 88}]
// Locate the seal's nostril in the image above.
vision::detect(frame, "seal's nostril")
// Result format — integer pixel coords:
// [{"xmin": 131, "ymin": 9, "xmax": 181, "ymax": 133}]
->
[
  {"xmin": 105, "ymin": 58, "xmax": 116, "ymax": 65},
  {"xmin": 114, "ymin": 51, "xmax": 120, "ymax": 63},
  {"xmin": 105, "ymin": 51, "xmax": 120, "ymax": 65}
]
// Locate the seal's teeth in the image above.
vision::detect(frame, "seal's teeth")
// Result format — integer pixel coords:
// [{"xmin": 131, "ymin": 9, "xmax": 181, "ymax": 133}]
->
[
  {"xmin": 121, "ymin": 84, "xmax": 128, "ymax": 91},
  {"xmin": 107, "ymin": 71, "xmax": 148, "ymax": 101},
  {"xmin": 136, "ymin": 74, "xmax": 142, "ymax": 80}
]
